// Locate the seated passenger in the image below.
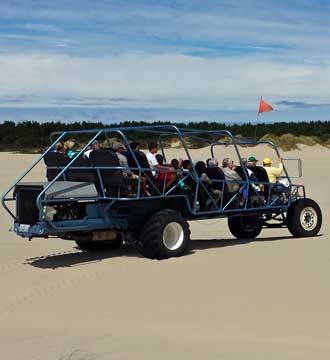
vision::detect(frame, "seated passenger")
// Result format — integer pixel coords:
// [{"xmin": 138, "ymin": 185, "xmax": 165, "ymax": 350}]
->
[
  {"xmin": 64, "ymin": 138, "xmax": 78, "ymax": 159},
  {"xmin": 242, "ymin": 157, "xmax": 263, "ymax": 192},
  {"xmin": 181, "ymin": 160, "xmax": 195, "ymax": 190},
  {"xmin": 85, "ymin": 140, "xmax": 101, "ymax": 158},
  {"xmin": 203, "ymin": 158, "xmax": 222, "ymax": 206},
  {"xmin": 247, "ymin": 155, "xmax": 258, "ymax": 167},
  {"xmin": 113, "ymin": 142, "xmax": 149, "ymax": 196},
  {"xmin": 112, "ymin": 142, "xmax": 134, "ymax": 179},
  {"xmin": 171, "ymin": 158, "xmax": 180, "ymax": 170},
  {"xmin": 51, "ymin": 141, "xmax": 64, "ymax": 154},
  {"xmin": 195, "ymin": 161, "xmax": 212, "ymax": 185},
  {"xmin": 146, "ymin": 142, "xmax": 175, "ymax": 178},
  {"xmin": 127, "ymin": 142, "xmax": 150, "ymax": 172},
  {"xmin": 155, "ymin": 154, "xmax": 177, "ymax": 188},
  {"xmin": 222, "ymin": 157, "xmax": 242, "ymax": 193},
  {"xmin": 263, "ymin": 157, "xmax": 289, "ymax": 194},
  {"xmin": 263, "ymin": 157, "xmax": 283, "ymax": 183}
]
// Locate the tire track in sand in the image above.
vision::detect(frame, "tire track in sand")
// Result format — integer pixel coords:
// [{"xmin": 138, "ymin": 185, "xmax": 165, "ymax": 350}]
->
[{"xmin": 0, "ymin": 249, "xmax": 110, "ymax": 317}]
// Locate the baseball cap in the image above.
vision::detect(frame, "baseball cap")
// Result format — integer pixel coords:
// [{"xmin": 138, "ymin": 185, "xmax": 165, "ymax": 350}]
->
[
  {"xmin": 248, "ymin": 156, "xmax": 258, "ymax": 162},
  {"xmin": 263, "ymin": 157, "xmax": 272, "ymax": 165}
]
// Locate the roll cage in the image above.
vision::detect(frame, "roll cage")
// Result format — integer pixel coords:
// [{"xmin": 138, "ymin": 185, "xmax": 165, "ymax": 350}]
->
[{"xmin": 1, "ymin": 125, "xmax": 306, "ymax": 237}]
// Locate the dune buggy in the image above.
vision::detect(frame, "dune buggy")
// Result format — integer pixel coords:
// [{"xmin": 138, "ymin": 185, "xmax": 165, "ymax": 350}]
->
[{"xmin": 1, "ymin": 125, "xmax": 322, "ymax": 259}]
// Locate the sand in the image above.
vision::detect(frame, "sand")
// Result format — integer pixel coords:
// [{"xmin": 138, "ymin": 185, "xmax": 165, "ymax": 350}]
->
[{"xmin": 0, "ymin": 145, "xmax": 329, "ymax": 360}]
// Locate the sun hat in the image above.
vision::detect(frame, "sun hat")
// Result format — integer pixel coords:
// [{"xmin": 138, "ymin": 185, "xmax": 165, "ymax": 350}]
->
[
  {"xmin": 263, "ymin": 157, "xmax": 272, "ymax": 165},
  {"xmin": 248, "ymin": 156, "xmax": 258, "ymax": 162}
]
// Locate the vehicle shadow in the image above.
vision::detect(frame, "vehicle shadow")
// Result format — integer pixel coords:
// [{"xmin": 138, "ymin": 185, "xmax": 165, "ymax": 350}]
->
[
  {"xmin": 26, "ymin": 234, "xmax": 323, "ymax": 270},
  {"xmin": 189, "ymin": 235, "xmax": 321, "ymax": 251},
  {"xmin": 25, "ymin": 243, "xmax": 143, "ymax": 269}
]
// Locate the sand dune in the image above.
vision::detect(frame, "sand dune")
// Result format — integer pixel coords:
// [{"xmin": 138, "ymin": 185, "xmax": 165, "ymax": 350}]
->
[{"xmin": 0, "ymin": 146, "xmax": 329, "ymax": 360}]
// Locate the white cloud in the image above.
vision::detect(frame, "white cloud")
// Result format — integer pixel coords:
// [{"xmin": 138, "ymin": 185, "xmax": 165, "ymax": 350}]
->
[
  {"xmin": 0, "ymin": 52, "xmax": 329, "ymax": 110},
  {"xmin": 24, "ymin": 23, "xmax": 60, "ymax": 32}
]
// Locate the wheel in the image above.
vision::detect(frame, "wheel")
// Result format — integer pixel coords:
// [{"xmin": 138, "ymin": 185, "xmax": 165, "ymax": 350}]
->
[
  {"xmin": 75, "ymin": 234, "xmax": 124, "ymax": 252},
  {"xmin": 287, "ymin": 198, "xmax": 322, "ymax": 237},
  {"xmin": 137, "ymin": 209, "xmax": 190, "ymax": 260},
  {"xmin": 228, "ymin": 215, "xmax": 263, "ymax": 239}
]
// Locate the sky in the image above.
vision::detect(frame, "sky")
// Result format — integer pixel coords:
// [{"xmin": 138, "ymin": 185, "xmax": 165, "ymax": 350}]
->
[{"xmin": 0, "ymin": 0, "xmax": 330, "ymax": 123}]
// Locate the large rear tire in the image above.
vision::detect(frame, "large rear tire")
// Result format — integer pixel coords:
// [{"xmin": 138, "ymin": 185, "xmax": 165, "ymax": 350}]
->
[
  {"xmin": 228, "ymin": 215, "xmax": 263, "ymax": 239},
  {"xmin": 137, "ymin": 209, "xmax": 190, "ymax": 260},
  {"xmin": 287, "ymin": 198, "xmax": 322, "ymax": 237}
]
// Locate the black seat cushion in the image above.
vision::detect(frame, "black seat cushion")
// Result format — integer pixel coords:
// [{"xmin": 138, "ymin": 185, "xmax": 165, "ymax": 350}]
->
[
  {"xmin": 248, "ymin": 166, "xmax": 270, "ymax": 199},
  {"xmin": 234, "ymin": 166, "xmax": 247, "ymax": 180},
  {"xmin": 204, "ymin": 167, "xmax": 230, "ymax": 204},
  {"xmin": 89, "ymin": 149, "xmax": 125, "ymax": 188},
  {"xmin": 124, "ymin": 150, "xmax": 158, "ymax": 191},
  {"xmin": 43, "ymin": 151, "xmax": 69, "ymax": 181},
  {"xmin": 124, "ymin": 150, "xmax": 150, "ymax": 173},
  {"xmin": 66, "ymin": 155, "xmax": 95, "ymax": 183}
]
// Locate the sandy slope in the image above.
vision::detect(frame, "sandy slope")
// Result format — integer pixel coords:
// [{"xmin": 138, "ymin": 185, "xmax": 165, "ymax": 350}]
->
[{"xmin": 0, "ymin": 146, "xmax": 329, "ymax": 360}]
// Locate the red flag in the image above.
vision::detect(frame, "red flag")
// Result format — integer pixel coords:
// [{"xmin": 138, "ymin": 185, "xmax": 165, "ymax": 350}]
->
[{"xmin": 258, "ymin": 98, "xmax": 273, "ymax": 115}]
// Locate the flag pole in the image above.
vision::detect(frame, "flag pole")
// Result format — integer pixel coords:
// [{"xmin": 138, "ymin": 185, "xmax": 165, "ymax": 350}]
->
[{"xmin": 254, "ymin": 96, "xmax": 262, "ymax": 142}]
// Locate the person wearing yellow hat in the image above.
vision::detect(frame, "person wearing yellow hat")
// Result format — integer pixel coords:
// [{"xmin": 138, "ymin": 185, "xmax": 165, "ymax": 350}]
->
[{"xmin": 263, "ymin": 157, "xmax": 283, "ymax": 183}]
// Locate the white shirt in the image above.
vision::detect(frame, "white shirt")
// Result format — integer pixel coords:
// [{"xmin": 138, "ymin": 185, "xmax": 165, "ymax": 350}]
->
[
  {"xmin": 146, "ymin": 152, "xmax": 159, "ymax": 176},
  {"xmin": 84, "ymin": 149, "xmax": 93, "ymax": 158},
  {"xmin": 146, "ymin": 152, "xmax": 158, "ymax": 168},
  {"xmin": 247, "ymin": 168, "xmax": 253, "ymax": 177}
]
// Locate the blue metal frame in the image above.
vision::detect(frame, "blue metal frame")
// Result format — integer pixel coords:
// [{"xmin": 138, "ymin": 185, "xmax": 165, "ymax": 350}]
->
[{"xmin": 1, "ymin": 125, "xmax": 306, "ymax": 238}]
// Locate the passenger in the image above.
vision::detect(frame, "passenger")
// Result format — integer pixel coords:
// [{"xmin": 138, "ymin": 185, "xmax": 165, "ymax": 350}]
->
[
  {"xmin": 64, "ymin": 138, "xmax": 78, "ymax": 159},
  {"xmin": 222, "ymin": 157, "xmax": 242, "ymax": 193},
  {"xmin": 204, "ymin": 158, "xmax": 222, "ymax": 205},
  {"xmin": 181, "ymin": 160, "xmax": 207, "ymax": 210},
  {"xmin": 52, "ymin": 141, "xmax": 64, "ymax": 153},
  {"xmin": 85, "ymin": 140, "xmax": 101, "ymax": 158},
  {"xmin": 263, "ymin": 157, "xmax": 289, "ymax": 194},
  {"xmin": 247, "ymin": 156, "xmax": 258, "ymax": 167},
  {"xmin": 171, "ymin": 159, "xmax": 182, "ymax": 180},
  {"xmin": 113, "ymin": 142, "xmax": 149, "ymax": 196},
  {"xmin": 263, "ymin": 157, "xmax": 283, "ymax": 183},
  {"xmin": 182, "ymin": 159, "xmax": 192, "ymax": 171},
  {"xmin": 128, "ymin": 142, "xmax": 149, "ymax": 169},
  {"xmin": 113, "ymin": 142, "xmax": 135, "ymax": 179},
  {"xmin": 146, "ymin": 142, "xmax": 175, "ymax": 178},
  {"xmin": 242, "ymin": 157, "xmax": 263, "ymax": 193},
  {"xmin": 195, "ymin": 161, "xmax": 212, "ymax": 185},
  {"xmin": 155, "ymin": 154, "xmax": 177, "ymax": 188},
  {"xmin": 129, "ymin": 142, "xmax": 141, "ymax": 151},
  {"xmin": 181, "ymin": 160, "xmax": 195, "ymax": 189},
  {"xmin": 208, "ymin": 157, "xmax": 219, "ymax": 168},
  {"xmin": 171, "ymin": 158, "xmax": 180, "ymax": 170}
]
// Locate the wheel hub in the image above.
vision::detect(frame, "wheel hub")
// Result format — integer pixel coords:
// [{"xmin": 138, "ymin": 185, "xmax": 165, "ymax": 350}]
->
[
  {"xmin": 162, "ymin": 222, "xmax": 184, "ymax": 250},
  {"xmin": 300, "ymin": 207, "xmax": 318, "ymax": 231}
]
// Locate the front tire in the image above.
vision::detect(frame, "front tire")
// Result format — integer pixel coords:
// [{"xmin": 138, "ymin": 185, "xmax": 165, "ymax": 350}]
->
[
  {"xmin": 287, "ymin": 198, "xmax": 322, "ymax": 237},
  {"xmin": 137, "ymin": 209, "xmax": 190, "ymax": 260},
  {"xmin": 228, "ymin": 215, "xmax": 263, "ymax": 239}
]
